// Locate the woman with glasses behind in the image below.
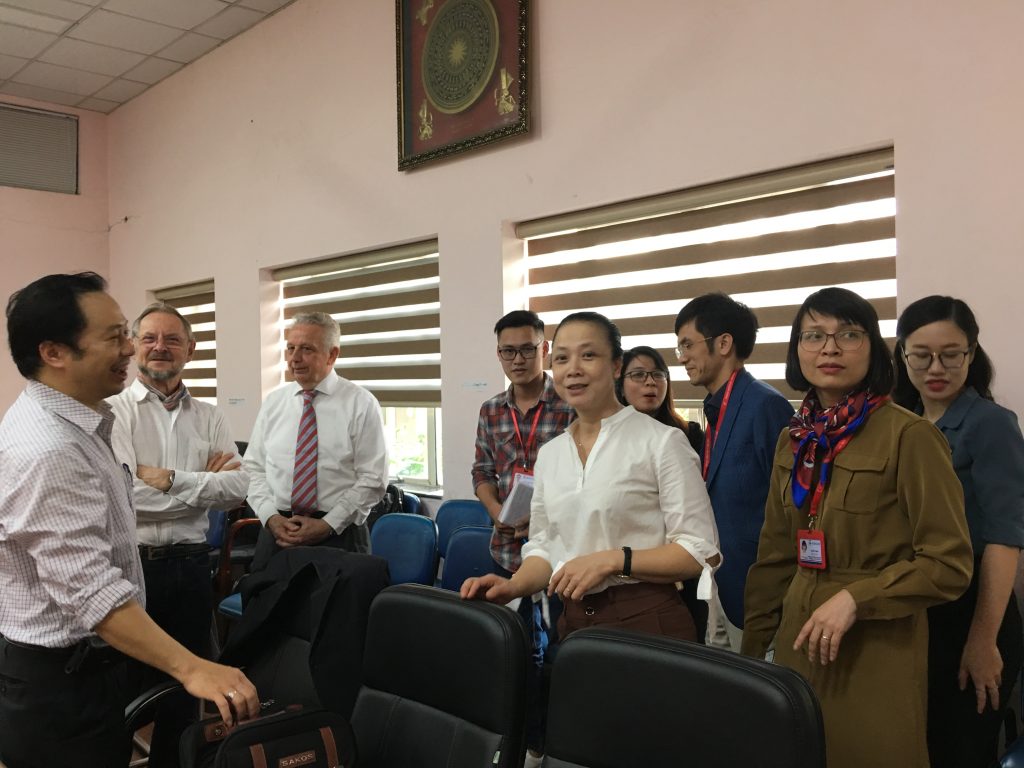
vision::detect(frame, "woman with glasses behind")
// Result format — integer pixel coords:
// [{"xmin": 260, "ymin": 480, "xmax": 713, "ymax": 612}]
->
[
  {"xmin": 616, "ymin": 346, "xmax": 703, "ymax": 451},
  {"xmin": 617, "ymin": 345, "xmax": 707, "ymax": 638},
  {"xmin": 742, "ymin": 287, "xmax": 972, "ymax": 768},
  {"xmin": 894, "ymin": 295, "xmax": 1024, "ymax": 768}
]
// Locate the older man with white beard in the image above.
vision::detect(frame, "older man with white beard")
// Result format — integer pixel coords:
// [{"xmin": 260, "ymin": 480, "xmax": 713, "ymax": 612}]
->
[{"xmin": 108, "ymin": 302, "xmax": 248, "ymax": 766}]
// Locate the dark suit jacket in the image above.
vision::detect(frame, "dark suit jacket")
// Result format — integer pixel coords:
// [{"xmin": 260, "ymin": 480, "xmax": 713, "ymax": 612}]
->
[
  {"xmin": 703, "ymin": 369, "xmax": 793, "ymax": 627},
  {"xmin": 223, "ymin": 547, "xmax": 389, "ymax": 718}
]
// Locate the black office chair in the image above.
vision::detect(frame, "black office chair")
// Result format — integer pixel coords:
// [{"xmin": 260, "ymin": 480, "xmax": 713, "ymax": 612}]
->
[
  {"xmin": 542, "ymin": 627, "xmax": 826, "ymax": 768},
  {"xmin": 351, "ymin": 584, "xmax": 529, "ymax": 768}
]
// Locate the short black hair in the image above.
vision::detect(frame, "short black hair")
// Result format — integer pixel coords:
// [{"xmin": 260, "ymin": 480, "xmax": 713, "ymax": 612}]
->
[
  {"xmin": 784, "ymin": 287, "xmax": 894, "ymax": 395},
  {"xmin": 674, "ymin": 293, "xmax": 758, "ymax": 360},
  {"xmin": 894, "ymin": 295, "xmax": 994, "ymax": 408},
  {"xmin": 494, "ymin": 310, "xmax": 545, "ymax": 336},
  {"xmin": 6, "ymin": 272, "xmax": 108, "ymax": 378},
  {"xmin": 553, "ymin": 311, "xmax": 623, "ymax": 360}
]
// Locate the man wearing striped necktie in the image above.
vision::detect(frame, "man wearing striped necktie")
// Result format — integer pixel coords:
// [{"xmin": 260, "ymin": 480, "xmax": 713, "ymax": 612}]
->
[{"xmin": 245, "ymin": 312, "xmax": 388, "ymax": 570}]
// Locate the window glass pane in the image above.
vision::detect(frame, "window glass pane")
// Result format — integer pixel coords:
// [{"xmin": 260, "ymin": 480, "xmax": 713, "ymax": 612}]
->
[{"xmin": 383, "ymin": 405, "xmax": 430, "ymax": 483}]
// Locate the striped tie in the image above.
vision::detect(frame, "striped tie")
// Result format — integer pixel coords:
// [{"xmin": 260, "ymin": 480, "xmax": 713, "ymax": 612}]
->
[{"xmin": 291, "ymin": 389, "xmax": 318, "ymax": 514}]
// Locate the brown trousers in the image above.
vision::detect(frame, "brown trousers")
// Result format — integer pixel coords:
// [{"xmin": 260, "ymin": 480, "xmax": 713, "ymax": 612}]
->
[{"xmin": 558, "ymin": 582, "xmax": 696, "ymax": 642}]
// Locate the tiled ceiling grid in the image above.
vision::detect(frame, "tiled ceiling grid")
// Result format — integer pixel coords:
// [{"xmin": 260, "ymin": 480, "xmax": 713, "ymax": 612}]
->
[{"xmin": 0, "ymin": 0, "xmax": 298, "ymax": 113}]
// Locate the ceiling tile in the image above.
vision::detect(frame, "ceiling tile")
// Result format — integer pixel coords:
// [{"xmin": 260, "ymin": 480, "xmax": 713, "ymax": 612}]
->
[
  {"xmin": 102, "ymin": 0, "xmax": 230, "ymax": 31},
  {"xmin": 194, "ymin": 5, "xmax": 262, "ymax": 40},
  {"xmin": 0, "ymin": 6, "xmax": 71, "ymax": 34},
  {"xmin": 40, "ymin": 37, "xmax": 144, "ymax": 76},
  {"xmin": 237, "ymin": 0, "xmax": 293, "ymax": 12},
  {"xmin": 13, "ymin": 60, "xmax": 111, "ymax": 95},
  {"xmin": 156, "ymin": 31, "xmax": 219, "ymax": 63},
  {"xmin": 67, "ymin": 10, "xmax": 182, "ymax": 54},
  {"xmin": 0, "ymin": 24, "xmax": 57, "ymax": 57},
  {"xmin": 0, "ymin": 80, "xmax": 83, "ymax": 107},
  {"xmin": 124, "ymin": 55, "xmax": 181, "ymax": 84},
  {"xmin": 92, "ymin": 76, "xmax": 147, "ymax": 102},
  {"xmin": 0, "ymin": 52, "xmax": 27, "ymax": 79},
  {"xmin": 1, "ymin": 0, "xmax": 93, "ymax": 22},
  {"xmin": 77, "ymin": 95, "xmax": 119, "ymax": 112}
]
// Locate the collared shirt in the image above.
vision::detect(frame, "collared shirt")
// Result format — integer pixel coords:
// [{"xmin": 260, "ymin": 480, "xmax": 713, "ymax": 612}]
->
[
  {"xmin": 471, "ymin": 374, "xmax": 573, "ymax": 571},
  {"xmin": 244, "ymin": 370, "xmax": 388, "ymax": 533},
  {"xmin": 0, "ymin": 381, "xmax": 144, "ymax": 647},
  {"xmin": 933, "ymin": 386, "xmax": 1024, "ymax": 553},
  {"xmin": 107, "ymin": 378, "xmax": 249, "ymax": 546},
  {"xmin": 522, "ymin": 406, "xmax": 721, "ymax": 597},
  {"xmin": 702, "ymin": 380, "xmax": 727, "ymax": 432}
]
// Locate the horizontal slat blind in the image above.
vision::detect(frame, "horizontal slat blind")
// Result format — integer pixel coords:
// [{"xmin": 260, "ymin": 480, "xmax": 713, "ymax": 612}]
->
[
  {"xmin": 274, "ymin": 241, "xmax": 440, "ymax": 406},
  {"xmin": 522, "ymin": 151, "xmax": 896, "ymax": 400},
  {"xmin": 154, "ymin": 280, "xmax": 217, "ymax": 403},
  {"xmin": 0, "ymin": 102, "xmax": 78, "ymax": 194}
]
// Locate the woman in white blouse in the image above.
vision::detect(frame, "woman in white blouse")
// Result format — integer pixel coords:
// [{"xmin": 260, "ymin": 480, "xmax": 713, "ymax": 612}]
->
[{"xmin": 462, "ymin": 312, "xmax": 720, "ymax": 641}]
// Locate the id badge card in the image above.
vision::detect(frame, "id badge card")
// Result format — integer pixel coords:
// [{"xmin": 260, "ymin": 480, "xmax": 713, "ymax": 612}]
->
[
  {"xmin": 797, "ymin": 529, "xmax": 827, "ymax": 570},
  {"xmin": 512, "ymin": 466, "xmax": 533, "ymax": 481}
]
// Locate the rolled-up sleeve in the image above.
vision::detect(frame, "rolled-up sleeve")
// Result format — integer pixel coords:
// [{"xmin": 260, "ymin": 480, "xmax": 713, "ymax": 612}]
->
[{"xmin": 658, "ymin": 429, "xmax": 721, "ymax": 598}]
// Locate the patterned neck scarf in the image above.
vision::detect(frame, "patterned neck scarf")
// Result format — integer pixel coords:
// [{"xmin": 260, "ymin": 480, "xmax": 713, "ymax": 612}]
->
[
  {"xmin": 789, "ymin": 389, "xmax": 888, "ymax": 519},
  {"xmin": 138, "ymin": 376, "xmax": 191, "ymax": 412}
]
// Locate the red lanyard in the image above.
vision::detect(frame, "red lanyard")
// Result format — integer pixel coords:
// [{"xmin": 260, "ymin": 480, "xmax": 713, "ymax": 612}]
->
[
  {"xmin": 701, "ymin": 369, "xmax": 740, "ymax": 480},
  {"xmin": 511, "ymin": 404, "xmax": 544, "ymax": 470}
]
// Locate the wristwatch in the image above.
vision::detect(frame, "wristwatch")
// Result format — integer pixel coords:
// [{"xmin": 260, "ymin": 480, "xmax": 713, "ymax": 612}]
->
[{"xmin": 165, "ymin": 470, "xmax": 175, "ymax": 493}]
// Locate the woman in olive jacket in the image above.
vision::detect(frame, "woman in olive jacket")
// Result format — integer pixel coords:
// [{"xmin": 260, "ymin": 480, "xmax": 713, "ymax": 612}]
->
[{"xmin": 742, "ymin": 288, "xmax": 972, "ymax": 768}]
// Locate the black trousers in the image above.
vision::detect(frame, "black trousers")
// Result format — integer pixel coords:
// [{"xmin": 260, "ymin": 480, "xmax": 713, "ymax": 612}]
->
[
  {"xmin": 129, "ymin": 550, "xmax": 213, "ymax": 768},
  {"xmin": 251, "ymin": 513, "xmax": 369, "ymax": 572},
  {"xmin": 927, "ymin": 563, "xmax": 1023, "ymax": 768},
  {"xmin": 0, "ymin": 637, "xmax": 129, "ymax": 768}
]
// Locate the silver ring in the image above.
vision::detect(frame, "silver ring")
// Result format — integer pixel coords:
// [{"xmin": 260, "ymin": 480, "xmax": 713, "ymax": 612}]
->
[
  {"xmin": 821, "ymin": 634, "xmax": 830, "ymax": 641},
  {"xmin": 226, "ymin": 690, "xmax": 237, "ymax": 700}
]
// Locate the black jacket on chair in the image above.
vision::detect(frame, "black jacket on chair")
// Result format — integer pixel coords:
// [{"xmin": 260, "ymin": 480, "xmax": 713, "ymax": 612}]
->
[{"xmin": 222, "ymin": 547, "xmax": 389, "ymax": 718}]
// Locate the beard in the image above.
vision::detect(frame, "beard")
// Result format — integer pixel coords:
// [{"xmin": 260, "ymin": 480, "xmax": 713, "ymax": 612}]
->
[{"xmin": 139, "ymin": 362, "xmax": 183, "ymax": 382}]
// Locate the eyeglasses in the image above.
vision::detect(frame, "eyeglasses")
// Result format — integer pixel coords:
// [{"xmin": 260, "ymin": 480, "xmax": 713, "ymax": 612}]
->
[
  {"xmin": 675, "ymin": 335, "xmax": 717, "ymax": 360},
  {"xmin": 902, "ymin": 348, "xmax": 973, "ymax": 371},
  {"xmin": 497, "ymin": 343, "xmax": 541, "ymax": 361},
  {"xmin": 798, "ymin": 329, "xmax": 867, "ymax": 352},
  {"xmin": 623, "ymin": 369, "xmax": 669, "ymax": 384}
]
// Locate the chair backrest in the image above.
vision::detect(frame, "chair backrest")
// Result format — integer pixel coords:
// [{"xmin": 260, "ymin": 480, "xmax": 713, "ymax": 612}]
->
[
  {"xmin": 439, "ymin": 525, "xmax": 498, "ymax": 591},
  {"xmin": 369, "ymin": 512, "xmax": 438, "ymax": 585},
  {"xmin": 402, "ymin": 491, "xmax": 422, "ymax": 515},
  {"xmin": 435, "ymin": 499, "xmax": 491, "ymax": 557},
  {"xmin": 351, "ymin": 584, "xmax": 528, "ymax": 768},
  {"xmin": 542, "ymin": 628, "xmax": 826, "ymax": 768}
]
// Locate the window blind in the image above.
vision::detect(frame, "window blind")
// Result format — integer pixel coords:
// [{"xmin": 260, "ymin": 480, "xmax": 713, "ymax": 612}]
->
[
  {"xmin": 519, "ymin": 149, "xmax": 896, "ymax": 401},
  {"xmin": 273, "ymin": 241, "xmax": 441, "ymax": 406}
]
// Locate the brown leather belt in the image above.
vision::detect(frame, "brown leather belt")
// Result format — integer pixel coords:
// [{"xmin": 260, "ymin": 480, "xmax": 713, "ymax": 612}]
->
[{"xmin": 138, "ymin": 542, "xmax": 211, "ymax": 560}]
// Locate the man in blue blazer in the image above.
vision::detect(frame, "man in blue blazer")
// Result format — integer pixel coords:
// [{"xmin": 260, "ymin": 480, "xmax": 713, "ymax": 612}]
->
[{"xmin": 675, "ymin": 294, "xmax": 793, "ymax": 651}]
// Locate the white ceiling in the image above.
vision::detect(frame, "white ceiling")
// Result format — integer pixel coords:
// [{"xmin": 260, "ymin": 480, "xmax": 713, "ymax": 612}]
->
[{"xmin": 0, "ymin": 0, "xmax": 298, "ymax": 113}]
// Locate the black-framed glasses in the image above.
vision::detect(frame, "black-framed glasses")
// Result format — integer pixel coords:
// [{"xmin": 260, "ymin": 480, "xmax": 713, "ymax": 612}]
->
[
  {"xmin": 624, "ymin": 369, "xmax": 669, "ymax": 384},
  {"xmin": 497, "ymin": 343, "xmax": 541, "ymax": 361},
  {"xmin": 798, "ymin": 329, "xmax": 867, "ymax": 352},
  {"xmin": 675, "ymin": 335, "xmax": 717, "ymax": 360},
  {"xmin": 902, "ymin": 348, "xmax": 973, "ymax": 371}
]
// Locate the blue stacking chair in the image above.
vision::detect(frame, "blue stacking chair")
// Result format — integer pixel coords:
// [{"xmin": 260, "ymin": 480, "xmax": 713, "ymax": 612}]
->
[
  {"xmin": 370, "ymin": 512, "xmax": 439, "ymax": 586},
  {"xmin": 435, "ymin": 499, "xmax": 491, "ymax": 558},
  {"xmin": 439, "ymin": 525, "xmax": 499, "ymax": 591}
]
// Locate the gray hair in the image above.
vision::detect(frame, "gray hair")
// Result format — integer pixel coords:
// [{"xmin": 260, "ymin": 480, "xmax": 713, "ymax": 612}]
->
[
  {"xmin": 132, "ymin": 302, "xmax": 194, "ymax": 341},
  {"xmin": 289, "ymin": 311, "xmax": 340, "ymax": 351}
]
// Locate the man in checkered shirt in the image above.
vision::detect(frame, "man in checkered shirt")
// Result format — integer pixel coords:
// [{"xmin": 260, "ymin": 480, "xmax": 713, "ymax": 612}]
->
[
  {"xmin": 471, "ymin": 309, "xmax": 572, "ymax": 759},
  {"xmin": 0, "ymin": 273, "xmax": 257, "ymax": 767}
]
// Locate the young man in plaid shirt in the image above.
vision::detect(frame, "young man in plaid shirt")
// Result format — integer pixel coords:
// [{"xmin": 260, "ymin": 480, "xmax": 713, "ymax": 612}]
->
[{"xmin": 471, "ymin": 309, "xmax": 572, "ymax": 762}]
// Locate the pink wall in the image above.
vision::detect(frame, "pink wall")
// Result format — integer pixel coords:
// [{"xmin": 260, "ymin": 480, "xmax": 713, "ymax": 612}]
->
[
  {"xmin": 0, "ymin": 95, "xmax": 109, "ymax": 409},
  {"xmin": 96, "ymin": 0, "xmax": 1024, "ymax": 496}
]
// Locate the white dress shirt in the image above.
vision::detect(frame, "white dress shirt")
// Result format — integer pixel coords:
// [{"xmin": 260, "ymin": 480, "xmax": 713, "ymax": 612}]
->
[
  {"xmin": 108, "ymin": 379, "xmax": 249, "ymax": 546},
  {"xmin": 0, "ymin": 381, "xmax": 144, "ymax": 647},
  {"xmin": 522, "ymin": 406, "xmax": 721, "ymax": 598},
  {"xmin": 244, "ymin": 370, "xmax": 388, "ymax": 533}
]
